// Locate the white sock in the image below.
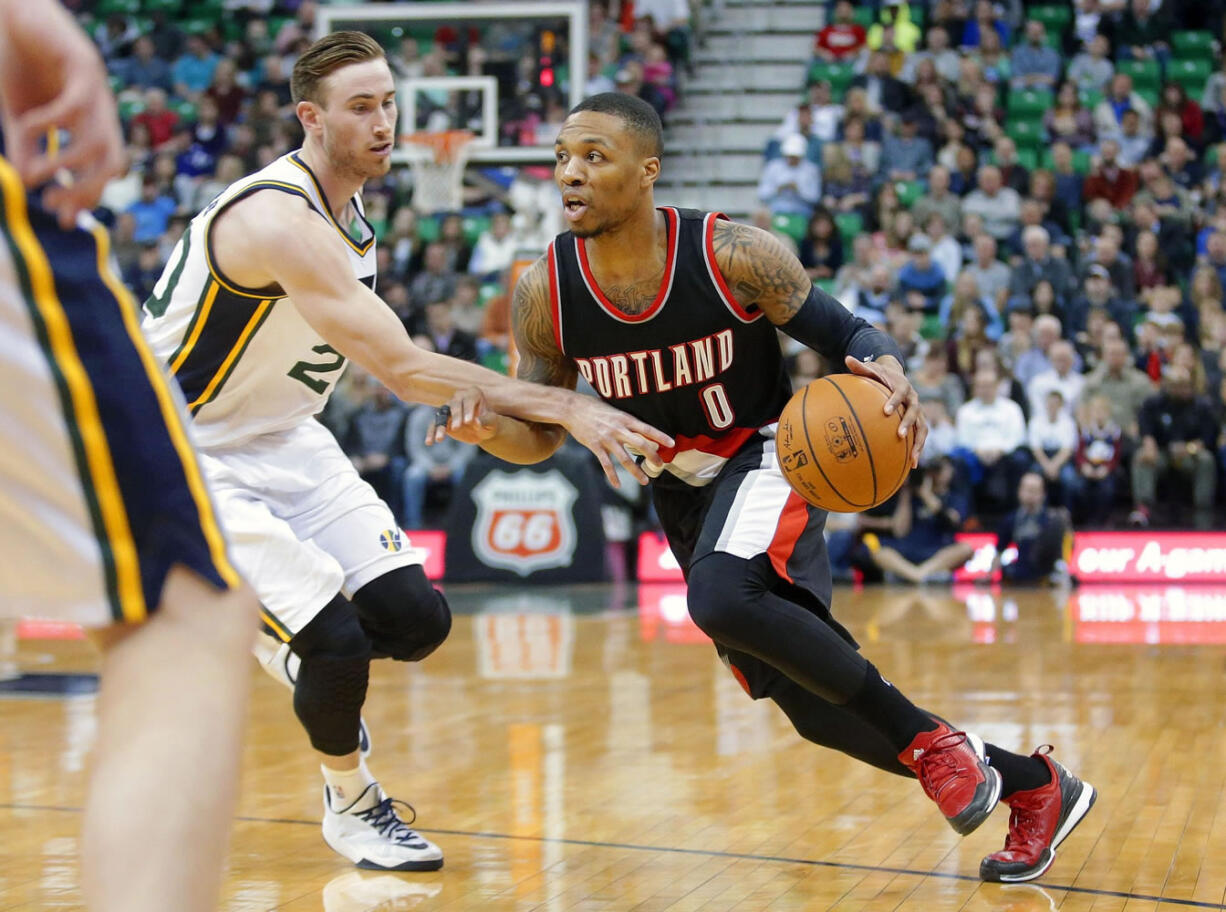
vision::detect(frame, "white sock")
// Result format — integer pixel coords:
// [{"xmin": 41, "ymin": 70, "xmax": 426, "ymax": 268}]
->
[{"xmin": 322, "ymin": 759, "xmax": 378, "ymax": 812}]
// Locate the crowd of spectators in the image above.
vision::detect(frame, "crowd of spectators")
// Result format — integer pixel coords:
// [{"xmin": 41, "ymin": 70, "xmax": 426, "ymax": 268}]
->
[
  {"xmin": 86, "ymin": 0, "xmax": 694, "ymax": 531},
  {"xmin": 767, "ymin": 0, "xmax": 1226, "ymax": 582},
  {"xmin": 87, "ymin": 0, "xmax": 1226, "ymax": 583}
]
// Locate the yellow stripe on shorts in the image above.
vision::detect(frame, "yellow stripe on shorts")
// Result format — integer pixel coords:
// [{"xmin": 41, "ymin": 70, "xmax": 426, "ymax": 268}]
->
[
  {"xmin": 88, "ymin": 223, "xmax": 241, "ymax": 590},
  {"xmin": 0, "ymin": 157, "xmax": 147, "ymax": 622}
]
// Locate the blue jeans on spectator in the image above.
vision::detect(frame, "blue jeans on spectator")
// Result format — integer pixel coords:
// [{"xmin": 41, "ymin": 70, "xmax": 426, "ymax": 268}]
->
[
  {"xmin": 1069, "ymin": 470, "xmax": 1117, "ymax": 526},
  {"xmin": 401, "ymin": 462, "xmax": 461, "ymax": 529},
  {"xmin": 360, "ymin": 456, "xmax": 406, "ymax": 528},
  {"xmin": 952, "ymin": 446, "xmax": 1031, "ymax": 513},
  {"xmin": 1031, "ymin": 456, "xmax": 1080, "ymax": 513},
  {"xmin": 826, "ymin": 528, "xmax": 860, "ymax": 581}
]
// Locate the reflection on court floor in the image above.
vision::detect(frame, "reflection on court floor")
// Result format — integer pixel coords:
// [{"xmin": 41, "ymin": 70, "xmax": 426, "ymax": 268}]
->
[{"xmin": 5, "ymin": 583, "xmax": 1226, "ymax": 910}]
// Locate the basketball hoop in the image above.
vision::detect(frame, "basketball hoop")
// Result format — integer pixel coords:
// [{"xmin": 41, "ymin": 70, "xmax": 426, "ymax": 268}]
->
[{"xmin": 401, "ymin": 130, "xmax": 476, "ymax": 215}]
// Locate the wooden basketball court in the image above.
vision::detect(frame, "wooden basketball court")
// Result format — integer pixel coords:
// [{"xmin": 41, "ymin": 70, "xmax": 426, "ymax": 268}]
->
[{"xmin": 3, "ymin": 582, "xmax": 1226, "ymax": 911}]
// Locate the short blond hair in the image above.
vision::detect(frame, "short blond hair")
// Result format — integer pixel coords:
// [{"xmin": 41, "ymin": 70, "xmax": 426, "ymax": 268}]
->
[{"xmin": 291, "ymin": 31, "xmax": 385, "ymax": 106}]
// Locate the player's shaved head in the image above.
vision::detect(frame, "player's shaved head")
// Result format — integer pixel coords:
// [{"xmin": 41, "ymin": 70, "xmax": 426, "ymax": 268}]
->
[{"xmin": 567, "ymin": 92, "xmax": 663, "ymax": 159}]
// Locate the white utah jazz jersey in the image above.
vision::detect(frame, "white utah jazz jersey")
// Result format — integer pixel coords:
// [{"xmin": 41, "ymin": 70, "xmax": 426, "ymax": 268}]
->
[{"xmin": 141, "ymin": 150, "xmax": 377, "ymax": 449}]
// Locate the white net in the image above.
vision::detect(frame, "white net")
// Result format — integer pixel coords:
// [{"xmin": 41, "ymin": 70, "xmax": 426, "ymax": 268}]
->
[{"xmin": 403, "ymin": 130, "xmax": 476, "ymax": 215}]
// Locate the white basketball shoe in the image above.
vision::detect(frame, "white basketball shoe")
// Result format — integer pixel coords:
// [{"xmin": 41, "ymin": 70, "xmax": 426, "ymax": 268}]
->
[
  {"xmin": 321, "ymin": 783, "xmax": 444, "ymax": 872},
  {"xmin": 254, "ymin": 637, "xmax": 371, "ymax": 757}
]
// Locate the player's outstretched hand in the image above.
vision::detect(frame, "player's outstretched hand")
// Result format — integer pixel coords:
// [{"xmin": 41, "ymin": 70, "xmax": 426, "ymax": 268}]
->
[
  {"xmin": 845, "ymin": 354, "xmax": 928, "ymax": 469},
  {"xmin": 563, "ymin": 398, "xmax": 673, "ymax": 489},
  {"xmin": 427, "ymin": 388, "xmax": 499, "ymax": 446},
  {"xmin": 0, "ymin": 0, "xmax": 125, "ymax": 228}
]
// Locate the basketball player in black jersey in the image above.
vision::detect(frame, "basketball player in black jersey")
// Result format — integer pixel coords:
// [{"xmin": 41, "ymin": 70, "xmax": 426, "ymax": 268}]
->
[{"xmin": 435, "ymin": 93, "xmax": 1095, "ymax": 883}]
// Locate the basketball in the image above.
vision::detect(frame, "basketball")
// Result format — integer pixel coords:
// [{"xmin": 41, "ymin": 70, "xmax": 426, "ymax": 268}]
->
[{"xmin": 775, "ymin": 374, "xmax": 914, "ymax": 512}]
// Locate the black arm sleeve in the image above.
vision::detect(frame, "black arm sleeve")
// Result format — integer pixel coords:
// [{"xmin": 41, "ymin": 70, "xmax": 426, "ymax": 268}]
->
[{"xmin": 778, "ymin": 284, "xmax": 904, "ymax": 366}]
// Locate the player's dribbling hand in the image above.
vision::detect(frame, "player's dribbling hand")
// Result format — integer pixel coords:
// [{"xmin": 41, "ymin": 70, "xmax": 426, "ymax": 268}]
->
[
  {"xmin": 844, "ymin": 354, "xmax": 928, "ymax": 469},
  {"xmin": 0, "ymin": 0, "xmax": 125, "ymax": 228},
  {"xmin": 563, "ymin": 399, "xmax": 674, "ymax": 489},
  {"xmin": 427, "ymin": 388, "xmax": 499, "ymax": 446}
]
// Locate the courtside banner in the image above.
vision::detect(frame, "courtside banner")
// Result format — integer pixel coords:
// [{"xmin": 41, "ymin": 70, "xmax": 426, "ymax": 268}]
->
[
  {"xmin": 402, "ymin": 529, "xmax": 446, "ymax": 581},
  {"xmin": 953, "ymin": 533, "xmax": 1018, "ymax": 582},
  {"xmin": 1071, "ymin": 532, "xmax": 1226, "ymax": 583},
  {"xmin": 637, "ymin": 532, "xmax": 685, "ymax": 582}
]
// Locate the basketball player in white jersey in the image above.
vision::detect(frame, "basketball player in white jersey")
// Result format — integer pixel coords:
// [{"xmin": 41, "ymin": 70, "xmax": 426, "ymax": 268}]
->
[
  {"xmin": 140, "ymin": 31, "xmax": 671, "ymax": 871},
  {"xmin": 0, "ymin": 2, "xmax": 258, "ymax": 910}
]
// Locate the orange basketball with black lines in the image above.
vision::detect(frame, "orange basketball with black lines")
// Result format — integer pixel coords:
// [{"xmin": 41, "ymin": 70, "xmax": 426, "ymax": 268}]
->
[{"xmin": 775, "ymin": 374, "xmax": 914, "ymax": 511}]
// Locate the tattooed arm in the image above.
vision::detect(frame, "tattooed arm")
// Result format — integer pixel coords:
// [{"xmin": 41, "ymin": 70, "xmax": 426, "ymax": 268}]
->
[
  {"xmin": 434, "ymin": 258, "xmax": 672, "ymax": 485},
  {"xmin": 709, "ymin": 219, "xmax": 927, "ymax": 464},
  {"xmin": 710, "ymin": 219, "xmax": 901, "ymax": 361},
  {"xmin": 457, "ymin": 259, "xmax": 574, "ymax": 465}
]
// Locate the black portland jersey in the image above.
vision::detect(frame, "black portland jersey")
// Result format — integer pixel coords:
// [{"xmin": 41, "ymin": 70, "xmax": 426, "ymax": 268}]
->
[{"xmin": 547, "ymin": 207, "xmax": 792, "ymax": 486}]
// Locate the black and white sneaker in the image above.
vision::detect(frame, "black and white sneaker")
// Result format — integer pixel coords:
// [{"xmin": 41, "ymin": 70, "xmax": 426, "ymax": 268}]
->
[{"xmin": 321, "ymin": 783, "xmax": 444, "ymax": 872}]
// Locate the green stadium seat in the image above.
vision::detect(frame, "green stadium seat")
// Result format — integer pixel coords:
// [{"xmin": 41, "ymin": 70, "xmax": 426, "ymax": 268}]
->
[
  {"xmin": 170, "ymin": 99, "xmax": 196, "ymax": 121},
  {"xmin": 1016, "ymin": 148, "xmax": 1039, "ymax": 171},
  {"xmin": 1080, "ymin": 88, "xmax": 1104, "ymax": 109},
  {"xmin": 179, "ymin": 17, "xmax": 217, "ymax": 34},
  {"xmin": 461, "ymin": 215, "xmax": 491, "ymax": 245},
  {"xmin": 1136, "ymin": 86, "xmax": 1160, "ymax": 109},
  {"xmin": 141, "ymin": 0, "xmax": 180, "ymax": 13},
  {"xmin": 1117, "ymin": 58, "xmax": 1160, "ymax": 90},
  {"xmin": 1172, "ymin": 30, "xmax": 1217, "ymax": 62},
  {"xmin": 118, "ymin": 98, "xmax": 145, "ymax": 121},
  {"xmin": 268, "ymin": 16, "xmax": 294, "ymax": 41},
  {"xmin": 479, "ymin": 282, "xmax": 503, "ymax": 305},
  {"xmin": 894, "ymin": 179, "xmax": 924, "ymax": 208},
  {"xmin": 1073, "ymin": 149, "xmax": 1092, "ymax": 174},
  {"xmin": 1170, "ymin": 59, "xmax": 1213, "ymax": 95},
  {"xmin": 852, "ymin": 6, "xmax": 874, "ymax": 27},
  {"xmin": 834, "ymin": 211, "xmax": 863, "ymax": 243},
  {"xmin": 97, "ymin": 0, "xmax": 141, "ymax": 15},
  {"xmin": 772, "ymin": 213, "xmax": 808, "ymax": 243},
  {"xmin": 815, "ymin": 278, "xmax": 837, "ymax": 297},
  {"xmin": 1028, "ymin": 5, "xmax": 1072, "ymax": 30},
  {"xmin": 1006, "ymin": 118, "xmax": 1045, "ymax": 150},
  {"xmin": 920, "ymin": 314, "xmax": 945, "ymax": 340},
  {"xmin": 1007, "ymin": 88, "xmax": 1053, "ymax": 116},
  {"xmin": 807, "ymin": 61, "xmax": 855, "ymax": 96},
  {"xmin": 480, "ymin": 350, "xmax": 509, "ymax": 374},
  {"xmin": 416, "ymin": 217, "xmax": 441, "ymax": 243}
]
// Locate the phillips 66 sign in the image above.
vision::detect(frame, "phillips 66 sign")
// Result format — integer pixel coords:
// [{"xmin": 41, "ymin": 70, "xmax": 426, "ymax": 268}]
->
[
  {"xmin": 445, "ymin": 447, "xmax": 608, "ymax": 583},
  {"xmin": 471, "ymin": 470, "xmax": 579, "ymax": 576}
]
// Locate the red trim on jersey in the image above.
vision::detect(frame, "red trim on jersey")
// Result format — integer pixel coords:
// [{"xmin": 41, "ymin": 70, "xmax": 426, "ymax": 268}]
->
[
  {"xmin": 658, "ymin": 425, "xmax": 759, "ymax": 464},
  {"xmin": 704, "ymin": 212, "xmax": 762, "ymax": 323},
  {"xmin": 546, "ymin": 241, "xmax": 564, "ymax": 354},
  {"xmin": 576, "ymin": 207, "xmax": 678, "ymax": 323},
  {"xmin": 766, "ymin": 492, "xmax": 810, "ymax": 584},
  {"xmin": 727, "ymin": 662, "xmax": 752, "ymax": 695}
]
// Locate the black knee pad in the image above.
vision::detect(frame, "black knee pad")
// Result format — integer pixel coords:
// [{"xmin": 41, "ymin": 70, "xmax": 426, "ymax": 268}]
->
[
  {"xmin": 352, "ymin": 566, "xmax": 452, "ymax": 662},
  {"xmin": 289, "ymin": 595, "xmax": 372, "ymax": 757},
  {"xmin": 685, "ymin": 552, "xmax": 765, "ymax": 644}
]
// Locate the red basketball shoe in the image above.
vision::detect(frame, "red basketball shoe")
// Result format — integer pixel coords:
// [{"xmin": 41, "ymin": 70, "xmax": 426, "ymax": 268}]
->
[
  {"xmin": 980, "ymin": 747, "xmax": 1096, "ymax": 882},
  {"xmin": 900, "ymin": 723, "xmax": 1002, "ymax": 835}
]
